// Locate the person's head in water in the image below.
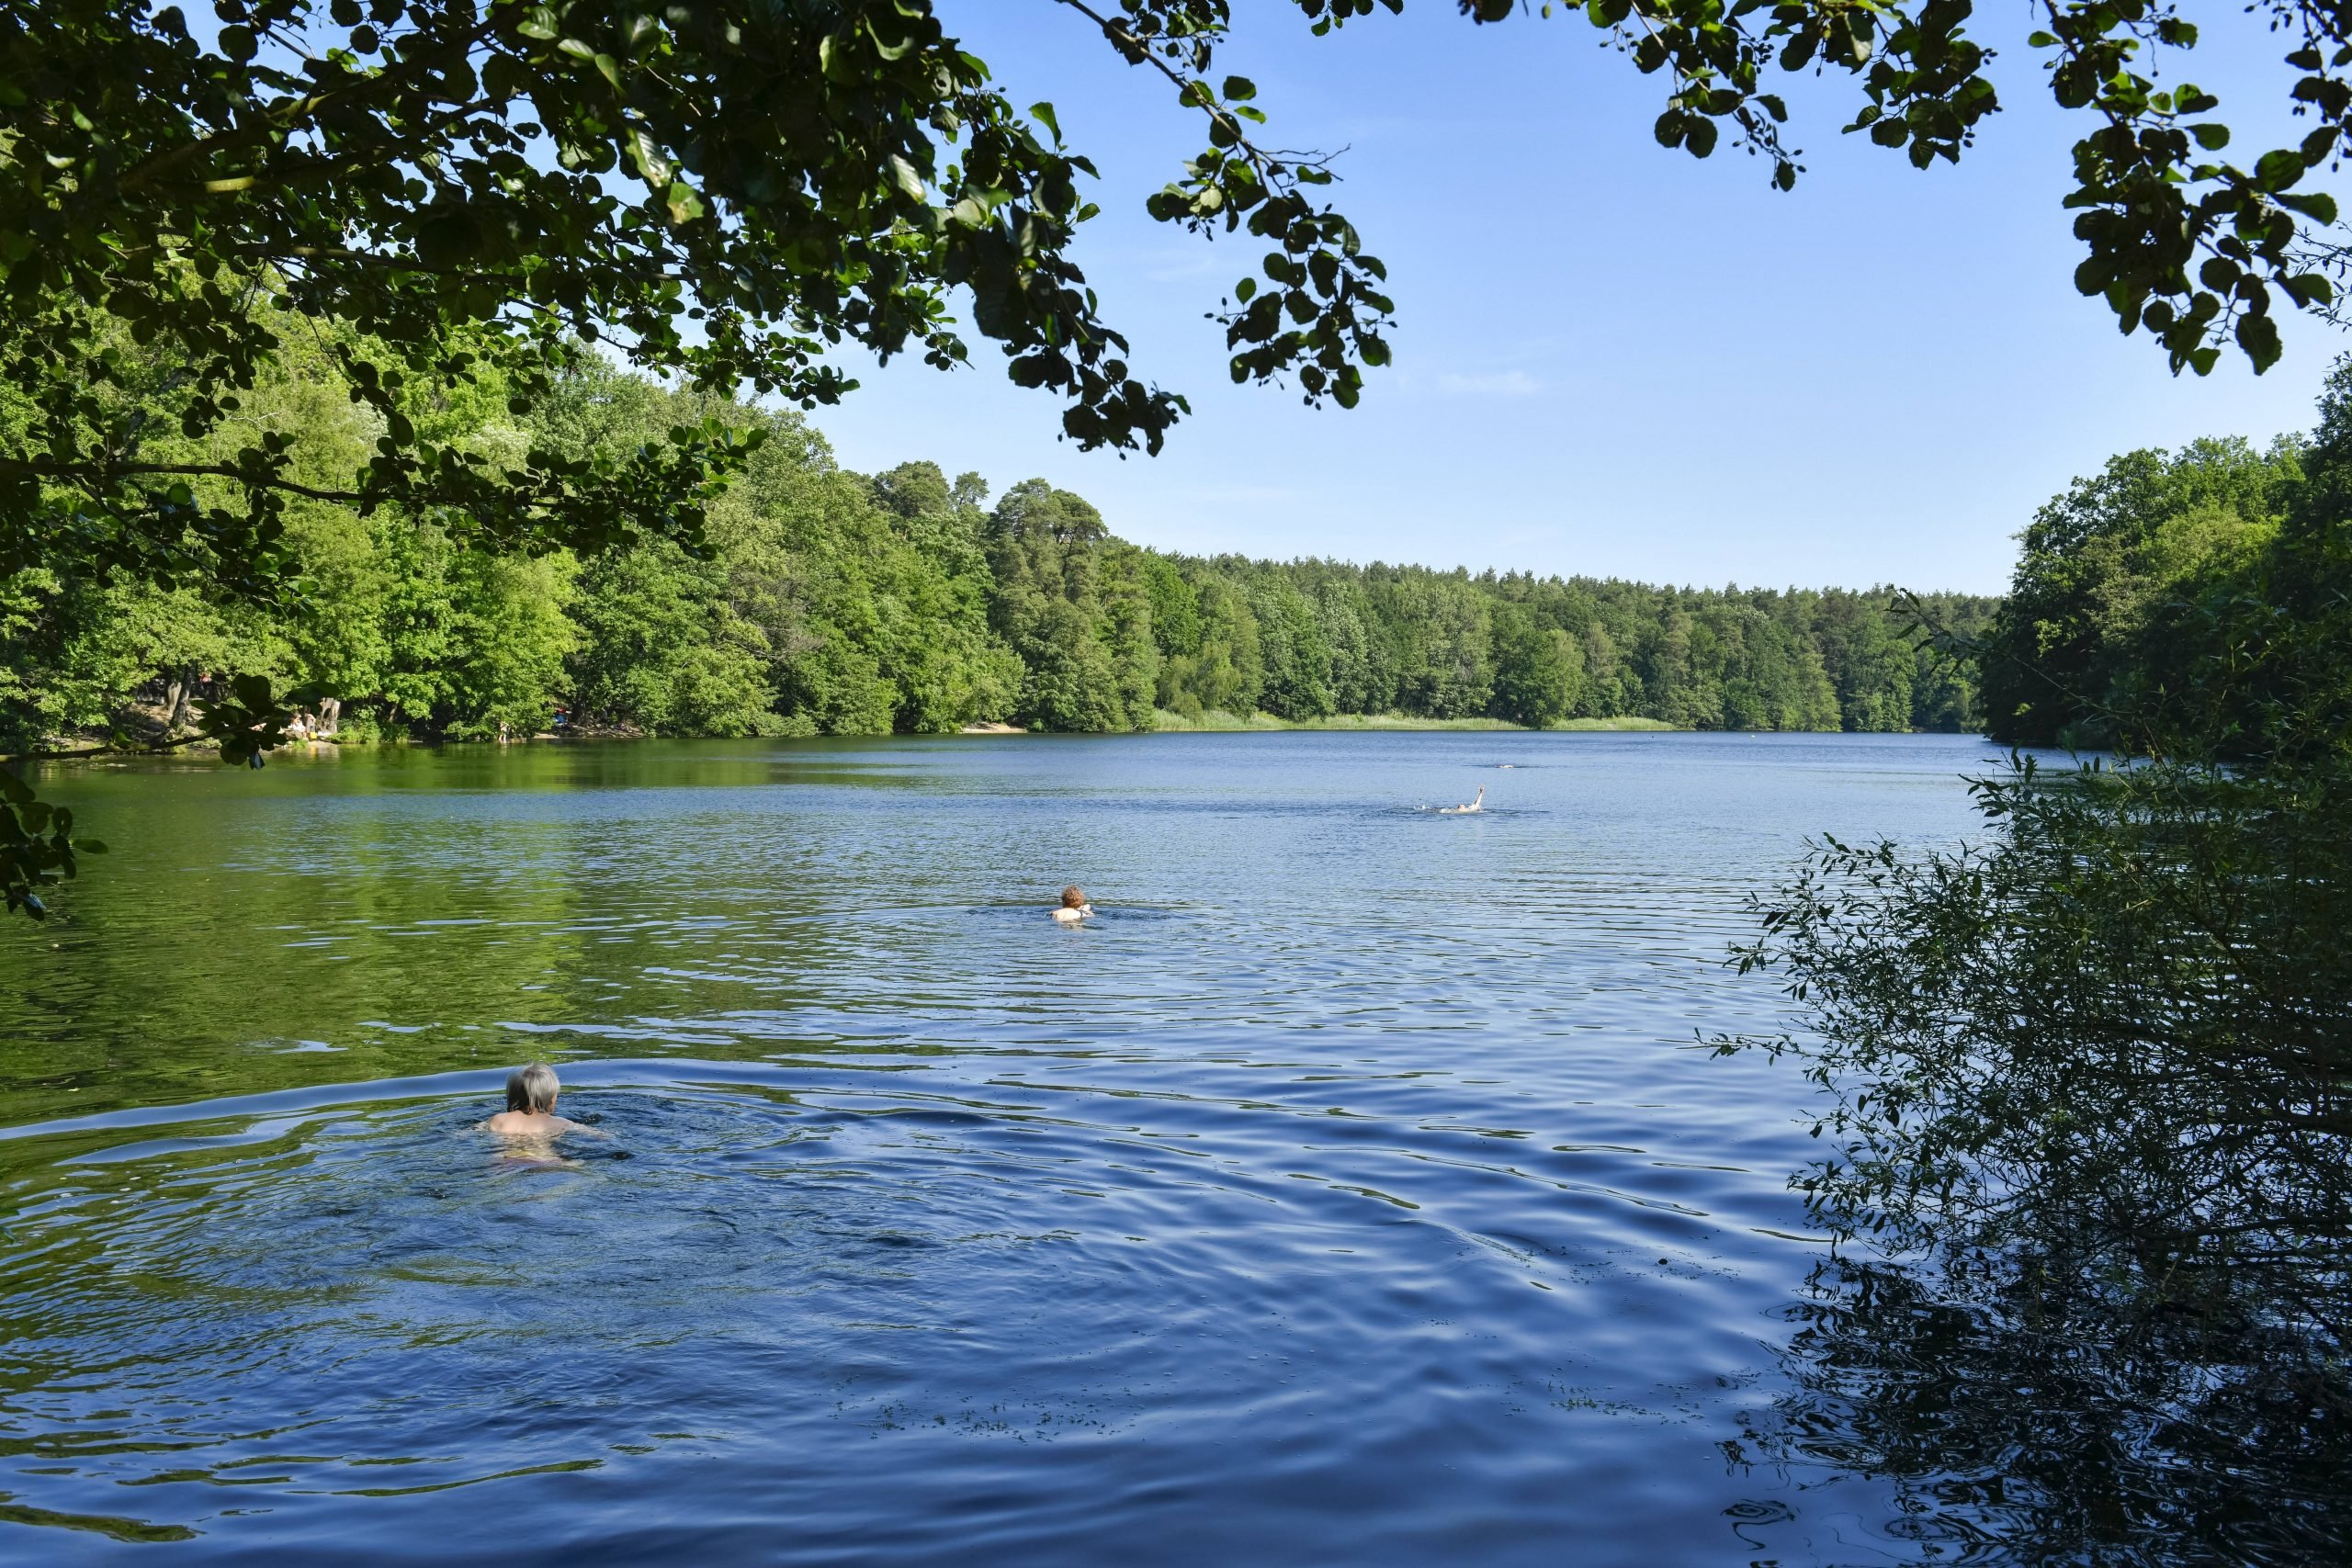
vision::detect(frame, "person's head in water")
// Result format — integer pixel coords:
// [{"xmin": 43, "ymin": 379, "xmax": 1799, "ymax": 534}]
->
[
  {"xmin": 1061, "ymin": 886, "xmax": 1087, "ymax": 910},
  {"xmin": 506, "ymin": 1062, "xmax": 560, "ymax": 1114}
]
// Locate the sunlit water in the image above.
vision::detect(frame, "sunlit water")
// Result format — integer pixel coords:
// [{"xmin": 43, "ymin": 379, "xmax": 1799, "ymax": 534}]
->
[{"xmin": 1, "ymin": 732, "xmax": 2012, "ymax": 1564}]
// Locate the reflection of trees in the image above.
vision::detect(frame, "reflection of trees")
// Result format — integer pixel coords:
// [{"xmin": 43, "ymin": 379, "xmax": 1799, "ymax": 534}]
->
[
  {"xmin": 1737, "ymin": 1253, "xmax": 2352, "ymax": 1562},
  {"xmin": 1722, "ymin": 757, "xmax": 2352, "ymax": 1562}
]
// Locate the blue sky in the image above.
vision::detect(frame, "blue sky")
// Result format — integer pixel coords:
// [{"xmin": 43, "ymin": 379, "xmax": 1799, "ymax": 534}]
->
[{"xmin": 804, "ymin": 4, "xmax": 2345, "ymax": 595}]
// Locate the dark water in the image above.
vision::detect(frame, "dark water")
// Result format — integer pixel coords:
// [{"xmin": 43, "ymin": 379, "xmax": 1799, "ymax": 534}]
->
[{"xmin": 0, "ymin": 732, "xmax": 2007, "ymax": 1564}]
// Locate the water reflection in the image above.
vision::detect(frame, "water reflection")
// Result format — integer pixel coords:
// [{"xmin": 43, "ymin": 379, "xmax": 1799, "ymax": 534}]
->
[{"xmin": 1734, "ymin": 1254, "xmax": 2352, "ymax": 1564}]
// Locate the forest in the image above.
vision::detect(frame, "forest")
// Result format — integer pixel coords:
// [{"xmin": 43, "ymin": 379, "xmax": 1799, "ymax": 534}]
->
[{"xmin": 0, "ymin": 353, "xmax": 1991, "ymax": 750}]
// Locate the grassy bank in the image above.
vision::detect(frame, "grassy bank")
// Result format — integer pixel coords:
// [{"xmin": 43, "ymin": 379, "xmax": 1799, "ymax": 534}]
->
[
  {"xmin": 1543, "ymin": 716, "xmax": 1678, "ymax": 732},
  {"xmin": 1147, "ymin": 709, "xmax": 1680, "ymax": 734}
]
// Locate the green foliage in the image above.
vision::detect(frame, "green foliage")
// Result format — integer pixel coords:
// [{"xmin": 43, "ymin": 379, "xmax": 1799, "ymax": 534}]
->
[
  {"xmin": 6, "ymin": 2, "xmax": 2345, "ymax": 644},
  {"xmin": 1979, "ymin": 435, "xmax": 2297, "ymax": 750},
  {"xmin": 0, "ymin": 763, "xmax": 99, "ymax": 919},
  {"xmin": 1731, "ymin": 761, "xmax": 2352, "ymax": 1275},
  {"xmin": 0, "ymin": 341, "xmax": 1997, "ymax": 917},
  {"xmin": 1488, "ymin": 604, "xmax": 1583, "ymax": 728},
  {"xmin": 1723, "ymin": 752, "xmax": 2352, "ymax": 1543},
  {"xmin": 985, "ymin": 479, "xmax": 1157, "ymax": 733},
  {"xmin": 1, "ymin": 362, "xmax": 1994, "ymax": 773},
  {"xmin": 2, "ymin": 0, "xmax": 1425, "ymax": 613},
  {"xmin": 1524, "ymin": 0, "xmax": 2345, "ymax": 375},
  {"xmin": 1148, "ymin": 558, "xmax": 1988, "ymax": 733},
  {"xmin": 1248, "ymin": 575, "xmax": 1335, "ymax": 721},
  {"xmin": 1718, "ymin": 367, "xmax": 2352, "ymax": 1547}
]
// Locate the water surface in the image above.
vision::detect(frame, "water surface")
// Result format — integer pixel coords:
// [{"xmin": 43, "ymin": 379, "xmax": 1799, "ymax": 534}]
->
[{"xmin": 1, "ymin": 732, "xmax": 2003, "ymax": 1563}]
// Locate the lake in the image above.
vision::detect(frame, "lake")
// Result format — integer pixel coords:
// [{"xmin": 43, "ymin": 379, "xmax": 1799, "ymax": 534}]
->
[{"xmin": 1, "ymin": 731, "xmax": 2010, "ymax": 1564}]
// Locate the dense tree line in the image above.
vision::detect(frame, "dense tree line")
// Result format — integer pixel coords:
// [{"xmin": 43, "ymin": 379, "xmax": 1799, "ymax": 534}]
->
[
  {"xmin": 0, "ymin": 358, "xmax": 1991, "ymax": 750},
  {"xmin": 1142, "ymin": 558, "xmax": 1988, "ymax": 733},
  {"xmin": 1974, "ymin": 428, "xmax": 2345, "ymax": 761}
]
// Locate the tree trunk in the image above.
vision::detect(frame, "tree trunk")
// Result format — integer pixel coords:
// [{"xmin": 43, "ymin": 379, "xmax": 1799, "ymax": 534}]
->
[
  {"xmin": 317, "ymin": 698, "xmax": 341, "ymax": 736},
  {"xmin": 164, "ymin": 668, "xmax": 194, "ymax": 731}
]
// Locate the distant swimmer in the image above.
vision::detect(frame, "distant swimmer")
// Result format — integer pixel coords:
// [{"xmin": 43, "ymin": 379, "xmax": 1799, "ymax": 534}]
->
[
  {"xmin": 1052, "ymin": 885, "xmax": 1095, "ymax": 924},
  {"xmin": 1437, "ymin": 786, "xmax": 1486, "ymax": 815}
]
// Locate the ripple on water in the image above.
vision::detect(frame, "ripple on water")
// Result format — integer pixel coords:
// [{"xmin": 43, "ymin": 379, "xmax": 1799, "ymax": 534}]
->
[
  {"xmin": 0, "ymin": 1055, "xmax": 1822, "ymax": 1565},
  {"xmin": 0, "ymin": 732, "xmax": 2015, "ymax": 1563}
]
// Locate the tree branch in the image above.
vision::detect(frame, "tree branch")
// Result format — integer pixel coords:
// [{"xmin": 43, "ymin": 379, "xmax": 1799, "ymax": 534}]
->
[{"xmin": 0, "ymin": 458, "xmax": 367, "ymax": 505}]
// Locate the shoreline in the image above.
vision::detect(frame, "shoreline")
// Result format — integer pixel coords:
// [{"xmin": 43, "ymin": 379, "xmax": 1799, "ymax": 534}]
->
[
  {"xmin": 1141, "ymin": 710, "xmax": 1678, "ymax": 734},
  {"xmin": 18, "ymin": 714, "xmax": 2000, "ymax": 762},
  {"xmin": 28, "ymin": 705, "xmax": 2030, "ymax": 759}
]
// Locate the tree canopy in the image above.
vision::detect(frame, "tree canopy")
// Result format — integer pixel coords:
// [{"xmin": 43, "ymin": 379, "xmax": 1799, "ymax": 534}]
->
[
  {"xmin": 1, "ymin": 348, "xmax": 1992, "ymax": 755},
  {"xmin": 9, "ymin": 0, "xmax": 2352, "ymax": 914},
  {"xmin": 8, "ymin": 0, "xmax": 2352, "ymax": 612}
]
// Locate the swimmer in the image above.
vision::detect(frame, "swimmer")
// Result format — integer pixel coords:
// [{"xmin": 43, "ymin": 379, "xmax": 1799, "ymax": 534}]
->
[
  {"xmin": 1051, "ymin": 885, "xmax": 1094, "ymax": 924},
  {"xmin": 483, "ymin": 1061, "xmax": 587, "ymax": 1138},
  {"xmin": 1438, "ymin": 786, "xmax": 1486, "ymax": 815}
]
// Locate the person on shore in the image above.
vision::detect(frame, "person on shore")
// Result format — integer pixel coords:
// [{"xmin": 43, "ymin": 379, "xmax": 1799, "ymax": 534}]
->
[
  {"xmin": 1052, "ymin": 886, "xmax": 1094, "ymax": 924},
  {"xmin": 484, "ymin": 1062, "xmax": 585, "ymax": 1139}
]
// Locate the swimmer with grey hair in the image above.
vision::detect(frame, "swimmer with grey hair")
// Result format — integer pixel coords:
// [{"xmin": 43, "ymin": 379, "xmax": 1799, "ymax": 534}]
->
[{"xmin": 483, "ymin": 1061, "xmax": 587, "ymax": 1139}]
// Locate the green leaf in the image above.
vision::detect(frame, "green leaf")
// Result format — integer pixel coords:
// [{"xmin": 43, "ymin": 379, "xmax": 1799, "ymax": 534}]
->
[
  {"xmin": 628, "ymin": 127, "xmax": 674, "ymax": 186},
  {"xmin": 2281, "ymin": 272, "xmax": 2335, "ymax": 309},
  {"xmin": 1222, "ymin": 76, "xmax": 1257, "ymax": 102},
  {"xmin": 2277, "ymin": 191, "xmax": 2338, "ymax": 224},
  {"xmin": 2235, "ymin": 310, "xmax": 2282, "ymax": 372},
  {"xmin": 866, "ymin": 16, "xmax": 916, "ymax": 62},
  {"xmin": 2255, "ymin": 149, "xmax": 2305, "ymax": 190},
  {"xmin": 1029, "ymin": 101, "xmax": 1062, "ymax": 141}
]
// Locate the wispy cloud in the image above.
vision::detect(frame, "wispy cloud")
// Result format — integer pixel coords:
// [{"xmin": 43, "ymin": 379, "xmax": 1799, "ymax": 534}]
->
[
  {"xmin": 1434, "ymin": 369, "xmax": 1544, "ymax": 398},
  {"xmin": 1137, "ymin": 249, "xmax": 1234, "ymax": 285}
]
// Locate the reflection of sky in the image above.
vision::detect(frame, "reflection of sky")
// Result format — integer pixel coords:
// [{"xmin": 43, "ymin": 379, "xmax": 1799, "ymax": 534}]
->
[{"xmin": 800, "ymin": 5, "xmax": 2342, "ymax": 595}]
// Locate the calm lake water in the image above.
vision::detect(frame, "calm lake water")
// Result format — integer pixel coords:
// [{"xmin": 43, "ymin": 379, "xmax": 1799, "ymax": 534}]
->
[{"xmin": 0, "ymin": 732, "xmax": 2013, "ymax": 1564}]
